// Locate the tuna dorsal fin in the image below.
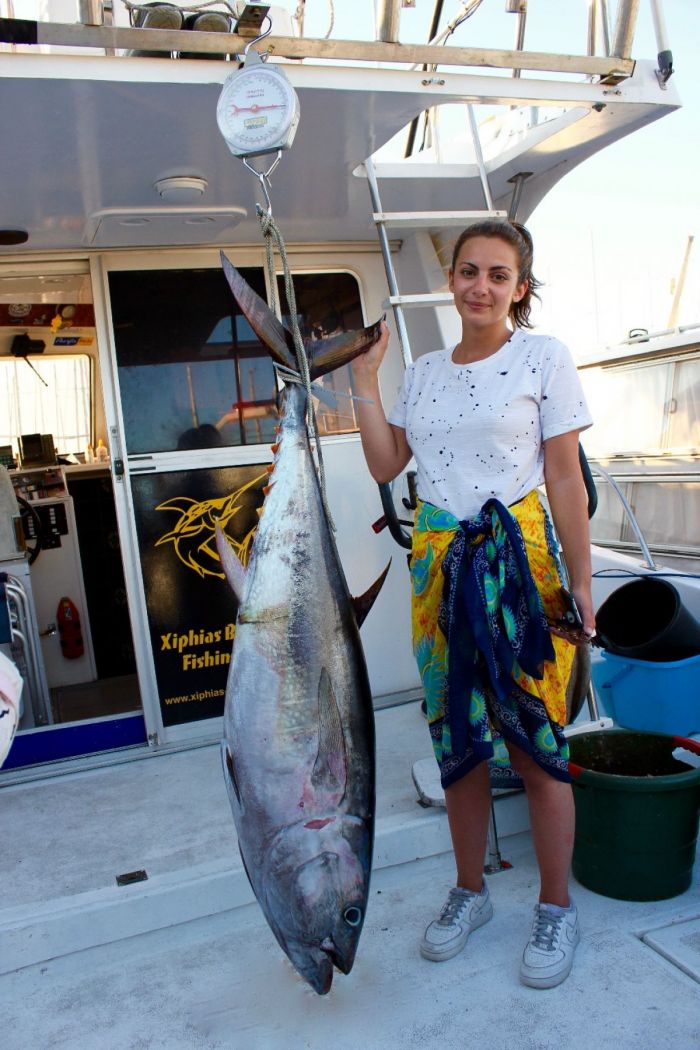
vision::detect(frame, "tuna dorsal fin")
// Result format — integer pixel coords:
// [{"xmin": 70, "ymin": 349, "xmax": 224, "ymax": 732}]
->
[
  {"xmin": 215, "ymin": 525, "xmax": 247, "ymax": 602},
  {"xmin": 311, "ymin": 668, "xmax": 347, "ymax": 802},
  {"xmin": 308, "ymin": 318, "xmax": 383, "ymax": 380},
  {"xmin": 352, "ymin": 560, "xmax": 391, "ymax": 629},
  {"xmin": 220, "ymin": 252, "xmax": 297, "ymax": 372}
]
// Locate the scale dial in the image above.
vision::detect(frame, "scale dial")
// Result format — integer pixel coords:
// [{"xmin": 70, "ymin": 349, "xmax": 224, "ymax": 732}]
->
[{"xmin": 217, "ymin": 62, "xmax": 300, "ymax": 159}]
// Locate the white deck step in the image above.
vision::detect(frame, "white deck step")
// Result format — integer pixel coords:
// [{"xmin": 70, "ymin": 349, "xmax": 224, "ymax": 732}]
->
[
  {"xmin": 384, "ymin": 292, "xmax": 455, "ymax": 308},
  {"xmin": 373, "ymin": 210, "xmax": 507, "ymax": 229}
]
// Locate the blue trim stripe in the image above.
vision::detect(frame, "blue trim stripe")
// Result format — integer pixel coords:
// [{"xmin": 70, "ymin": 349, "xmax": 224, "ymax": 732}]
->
[{"xmin": 3, "ymin": 714, "xmax": 147, "ymax": 769}]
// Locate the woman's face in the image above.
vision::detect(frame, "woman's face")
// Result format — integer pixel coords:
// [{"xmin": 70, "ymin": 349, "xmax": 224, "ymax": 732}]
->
[{"xmin": 448, "ymin": 236, "xmax": 528, "ymax": 332}]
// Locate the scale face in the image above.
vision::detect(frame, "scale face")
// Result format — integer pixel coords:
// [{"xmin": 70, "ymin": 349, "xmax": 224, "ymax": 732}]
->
[{"xmin": 216, "ymin": 57, "xmax": 300, "ymax": 159}]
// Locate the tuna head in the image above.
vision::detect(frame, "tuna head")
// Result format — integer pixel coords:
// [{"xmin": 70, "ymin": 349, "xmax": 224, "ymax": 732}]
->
[{"xmin": 262, "ymin": 815, "xmax": 372, "ymax": 995}]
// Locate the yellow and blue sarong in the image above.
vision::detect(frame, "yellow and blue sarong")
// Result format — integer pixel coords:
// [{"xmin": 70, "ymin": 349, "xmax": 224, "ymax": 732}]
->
[{"xmin": 410, "ymin": 490, "xmax": 575, "ymax": 789}]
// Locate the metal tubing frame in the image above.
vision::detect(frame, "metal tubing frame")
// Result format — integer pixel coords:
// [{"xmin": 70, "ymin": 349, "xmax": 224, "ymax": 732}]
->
[
  {"xmin": 467, "ymin": 105, "xmax": 494, "ymax": 211},
  {"xmin": 5, "ymin": 577, "xmax": 52, "ymax": 726}
]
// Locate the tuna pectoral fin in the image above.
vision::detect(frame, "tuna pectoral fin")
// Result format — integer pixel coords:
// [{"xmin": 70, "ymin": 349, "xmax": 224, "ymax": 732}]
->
[
  {"xmin": 352, "ymin": 560, "xmax": 391, "ymax": 628},
  {"xmin": 308, "ymin": 318, "xmax": 383, "ymax": 380},
  {"xmin": 220, "ymin": 252, "xmax": 296, "ymax": 372},
  {"xmin": 311, "ymin": 669, "xmax": 348, "ymax": 802},
  {"xmin": 220, "ymin": 740, "xmax": 243, "ymax": 815},
  {"xmin": 215, "ymin": 526, "xmax": 247, "ymax": 602}
]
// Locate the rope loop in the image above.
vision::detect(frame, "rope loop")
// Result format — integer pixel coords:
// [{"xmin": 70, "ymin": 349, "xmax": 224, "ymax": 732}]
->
[{"xmin": 258, "ymin": 207, "xmax": 336, "ymax": 531}]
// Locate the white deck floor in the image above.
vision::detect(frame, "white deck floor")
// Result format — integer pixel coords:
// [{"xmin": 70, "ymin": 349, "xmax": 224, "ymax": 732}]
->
[{"xmin": 1, "ymin": 702, "xmax": 699, "ymax": 1050}]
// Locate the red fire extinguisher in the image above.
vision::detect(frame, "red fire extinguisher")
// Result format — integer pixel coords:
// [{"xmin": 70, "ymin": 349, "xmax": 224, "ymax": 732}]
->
[{"xmin": 56, "ymin": 597, "xmax": 85, "ymax": 660}]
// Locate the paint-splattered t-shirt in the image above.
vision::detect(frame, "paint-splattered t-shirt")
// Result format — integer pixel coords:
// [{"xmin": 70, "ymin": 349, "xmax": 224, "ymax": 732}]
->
[{"xmin": 387, "ymin": 329, "xmax": 592, "ymax": 520}]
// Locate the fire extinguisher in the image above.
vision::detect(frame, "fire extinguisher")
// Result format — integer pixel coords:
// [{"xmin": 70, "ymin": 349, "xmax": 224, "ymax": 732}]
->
[{"xmin": 56, "ymin": 597, "xmax": 85, "ymax": 660}]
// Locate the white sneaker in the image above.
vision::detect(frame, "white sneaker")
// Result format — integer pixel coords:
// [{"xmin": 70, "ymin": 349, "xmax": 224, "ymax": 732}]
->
[
  {"xmin": 520, "ymin": 902, "xmax": 580, "ymax": 989},
  {"xmin": 420, "ymin": 884, "xmax": 493, "ymax": 962}
]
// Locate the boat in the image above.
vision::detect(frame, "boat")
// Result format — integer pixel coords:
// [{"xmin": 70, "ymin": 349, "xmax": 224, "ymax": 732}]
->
[
  {"xmin": 579, "ymin": 319, "xmax": 700, "ymax": 579},
  {"xmin": 1, "ymin": 2, "xmax": 699, "ymax": 1044}
]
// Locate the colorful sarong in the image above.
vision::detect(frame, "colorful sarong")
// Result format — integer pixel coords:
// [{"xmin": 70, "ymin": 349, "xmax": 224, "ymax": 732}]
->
[{"xmin": 410, "ymin": 490, "xmax": 575, "ymax": 788}]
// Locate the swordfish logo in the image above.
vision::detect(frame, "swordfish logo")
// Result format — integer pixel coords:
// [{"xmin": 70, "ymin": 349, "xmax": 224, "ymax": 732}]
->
[{"xmin": 154, "ymin": 472, "xmax": 267, "ymax": 580}]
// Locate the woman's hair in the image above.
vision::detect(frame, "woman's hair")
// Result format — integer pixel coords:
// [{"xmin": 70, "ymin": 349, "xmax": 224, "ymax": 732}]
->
[{"xmin": 450, "ymin": 219, "xmax": 542, "ymax": 329}]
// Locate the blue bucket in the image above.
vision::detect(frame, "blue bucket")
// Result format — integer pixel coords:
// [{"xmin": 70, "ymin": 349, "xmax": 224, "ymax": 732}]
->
[{"xmin": 590, "ymin": 649, "xmax": 700, "ymax": 736}]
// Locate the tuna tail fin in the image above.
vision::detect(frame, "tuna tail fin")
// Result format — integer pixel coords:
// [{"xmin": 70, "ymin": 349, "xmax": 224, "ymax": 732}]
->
[
  {"xmin": 215, "ymin": 525, "xmax": 247, "ymax": 603},
  {"xmin": 220, "ymin": 252, "xmax": 297, "ymax": 372},
  {"xmin": 221, "ymin": 250, "xmax": 382, "ymax": 381},
  {"xmin": 308, "ymin": 318, "xmax": 383, "ymax": 381},
  {"xmin": 352, "ymin": 560, "xmax": 391, "ymax": 629}
]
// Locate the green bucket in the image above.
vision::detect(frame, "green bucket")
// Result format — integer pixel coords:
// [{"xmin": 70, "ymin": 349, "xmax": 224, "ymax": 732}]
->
[{"xmin": 569, "ymin": 730, "xmax": 700, "ymax": 901}]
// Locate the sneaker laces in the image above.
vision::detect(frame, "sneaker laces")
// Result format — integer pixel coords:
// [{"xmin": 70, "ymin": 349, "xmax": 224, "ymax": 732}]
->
[
  {"xmin": 438, "ymin": 888, "xmax": 476, "ymax": 927},
  {"xmin": 530, "ymin": 908, "xmax": 564, "ymax": 952}
]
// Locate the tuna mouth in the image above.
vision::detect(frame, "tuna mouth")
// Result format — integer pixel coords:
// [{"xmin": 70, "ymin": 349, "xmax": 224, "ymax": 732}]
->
[
  {"xmin": 320, "ymin": 936, "xmax": 352, "ymax": 976},
  {"xmin": 312, "ymin": 957, "xmax": 334, "ymax": 996}
]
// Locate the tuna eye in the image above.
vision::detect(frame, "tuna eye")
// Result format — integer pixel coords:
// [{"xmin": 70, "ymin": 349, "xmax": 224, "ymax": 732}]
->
[{"xmin": 343, "ymin": 906, "xmax": 362, "ymax": 927}]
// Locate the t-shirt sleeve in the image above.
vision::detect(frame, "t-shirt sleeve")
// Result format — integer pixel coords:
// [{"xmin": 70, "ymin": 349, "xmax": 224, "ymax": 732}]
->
[
  {"xmin": 386, "ymin": 362, "xmax": 415, "ymax": 429},
  {"xmin": 539, "ymin": 338, "xmax": 593, "ymax": 441}
]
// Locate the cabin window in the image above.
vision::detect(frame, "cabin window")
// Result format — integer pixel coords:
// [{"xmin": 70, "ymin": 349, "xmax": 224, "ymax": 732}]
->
[
  {"xmin": 0, "ymin": 354, "xmax": 91, "ymax": 457},
  {"xmin": 667, "ymin": 358, "xmax": 700, "ymax": 450},
  {"xmin": 109, "ymin": 267, "xmax": 365, "ymax": 456},
  {"xmin": 580, "ymin": 354, "xmax": 700, "ymax": 458},
  {"xmin": 579, "ymin": 361, "xmax": 670, "ymax": 457}
]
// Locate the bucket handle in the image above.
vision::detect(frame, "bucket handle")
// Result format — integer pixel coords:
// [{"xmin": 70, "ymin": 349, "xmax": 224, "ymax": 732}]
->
[
  {"xmin": 673, "ymin": 736, "xmax": 700, "ymax": 757},
  {"xmin": 598, "ymin": 662, "xmax": 634, "ymax": 689}
]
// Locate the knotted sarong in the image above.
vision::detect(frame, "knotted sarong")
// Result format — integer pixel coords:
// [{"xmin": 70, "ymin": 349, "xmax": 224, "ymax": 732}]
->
[{"xmin": 410, "ymin": 490, "xmax": 575, "ymax": 789}]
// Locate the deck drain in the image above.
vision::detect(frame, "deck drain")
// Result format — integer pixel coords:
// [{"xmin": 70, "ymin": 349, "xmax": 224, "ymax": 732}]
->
[{"xmin": 116, "ymin": 869, "xmax": 149, "ymax": 887}]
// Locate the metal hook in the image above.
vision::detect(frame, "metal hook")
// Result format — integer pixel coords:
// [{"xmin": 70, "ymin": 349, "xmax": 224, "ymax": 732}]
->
[
  {"xmin": 243, "ymin": 14, "xmax": 273, "ymax": 59},
  {"xmin": 243, "ymin": 152, "xmax": 282, "ymax": 215}
]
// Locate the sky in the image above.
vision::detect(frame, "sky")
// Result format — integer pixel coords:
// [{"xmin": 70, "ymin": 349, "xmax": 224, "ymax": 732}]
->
[{"xmin": 271, "ymin": 0, "xmax": 700, "ymax": 359}]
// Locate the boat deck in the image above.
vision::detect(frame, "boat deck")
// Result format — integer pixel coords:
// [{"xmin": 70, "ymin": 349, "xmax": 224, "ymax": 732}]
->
[{"xmin": 1, "ymin": 701, "xmax": 699, "ymax": 1049}]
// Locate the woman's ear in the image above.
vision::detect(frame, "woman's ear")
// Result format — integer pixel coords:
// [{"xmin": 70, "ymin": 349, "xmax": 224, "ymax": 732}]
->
[
  {"xmin": 513, "ymin": 278, "xmax": 529, "ymax": 303},
  {"xmin": 448, "ymin": 269, "xmax": 454, "ymax": 292}
]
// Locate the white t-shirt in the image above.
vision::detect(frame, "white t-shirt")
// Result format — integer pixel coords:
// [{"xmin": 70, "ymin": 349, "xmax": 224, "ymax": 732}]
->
[{"xmin": 387, "ymin": 329, "xmax": 592, "ymax": 520}]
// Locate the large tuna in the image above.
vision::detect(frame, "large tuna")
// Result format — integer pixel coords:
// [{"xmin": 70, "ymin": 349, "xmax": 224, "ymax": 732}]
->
[{"xmin": 216, "ymin": 254, "xmax": 386, "ymax": 995}]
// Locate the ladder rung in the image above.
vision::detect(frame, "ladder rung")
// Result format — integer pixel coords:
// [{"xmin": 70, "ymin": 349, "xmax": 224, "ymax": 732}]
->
[
  {"xmin": 373, "ymin": 210, "xmax": 508, "ymax": 229},
  {"xmin": 385, "ymin": 293, "xmax": 454, "ymax": 309}
]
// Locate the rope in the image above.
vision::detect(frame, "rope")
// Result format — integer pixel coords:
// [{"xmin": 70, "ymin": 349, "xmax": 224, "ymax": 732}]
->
[{"xmin": 257, "ymin": 207, "xmax": 336, "ymax": 532}]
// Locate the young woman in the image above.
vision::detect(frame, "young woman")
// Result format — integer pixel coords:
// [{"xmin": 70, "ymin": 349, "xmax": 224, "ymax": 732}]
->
[{"xmin": 352, "ymin": 220, "xmax": 595, "ymax": 989}]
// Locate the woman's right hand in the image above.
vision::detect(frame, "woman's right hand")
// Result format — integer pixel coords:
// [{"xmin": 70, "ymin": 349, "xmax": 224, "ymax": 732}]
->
[{"xmin": 352, "ymin": 320, "xmax": 390, "ymax": 387}]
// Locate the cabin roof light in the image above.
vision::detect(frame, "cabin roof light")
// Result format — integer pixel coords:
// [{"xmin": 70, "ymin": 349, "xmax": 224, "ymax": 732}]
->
[{"xmin": 153, "ymin": 177, "xmax": 209, "ymax": 204}]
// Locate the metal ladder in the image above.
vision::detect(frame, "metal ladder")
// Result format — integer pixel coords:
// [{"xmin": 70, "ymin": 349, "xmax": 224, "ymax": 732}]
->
[{"xmin": 364, "ymin": 102, "xmax": 509, "ymax": 369}]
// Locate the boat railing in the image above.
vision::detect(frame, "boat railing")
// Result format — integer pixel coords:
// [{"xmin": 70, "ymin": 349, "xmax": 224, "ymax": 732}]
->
[
  {"xmin": 0, "ymin": 0, "xmax": 672, "ymax": 86},
  {"xmin": 587, "ymin": 462, "xmax": 658, "ymax": 570}
]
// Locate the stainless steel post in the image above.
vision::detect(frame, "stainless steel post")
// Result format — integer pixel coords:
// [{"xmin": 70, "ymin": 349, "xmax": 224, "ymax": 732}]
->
[
  {"xmin": 78, "ymin": 0, "xmax": 104, "ymax": 26},
  {"xmin": 375, "ymin": 0, "xmax": 402, "ymax": 42},
  {"xmin": 611, "ymin": 0, "xmax": 640, "ymax": 59}
]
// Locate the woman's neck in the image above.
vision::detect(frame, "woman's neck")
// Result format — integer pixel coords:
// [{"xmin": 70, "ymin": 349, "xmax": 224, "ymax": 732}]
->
[{"xmin": 452, "ymin": 325, "xmax": 513, "ymax": 365}]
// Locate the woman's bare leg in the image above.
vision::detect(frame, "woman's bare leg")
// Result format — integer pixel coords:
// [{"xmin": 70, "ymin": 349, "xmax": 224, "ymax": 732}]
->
[
  {"xmin": 507, "ymin": 742, "xmax": 575, "ymax": 906},
  {"xmin": 444, "ymin": 761, "xmax": 493, "ymax": 892}
]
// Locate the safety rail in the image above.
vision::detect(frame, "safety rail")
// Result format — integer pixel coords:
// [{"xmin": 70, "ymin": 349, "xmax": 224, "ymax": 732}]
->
[{"xmin": 0, "ymin": 0, "xmax": 673, "ymax": 85}]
